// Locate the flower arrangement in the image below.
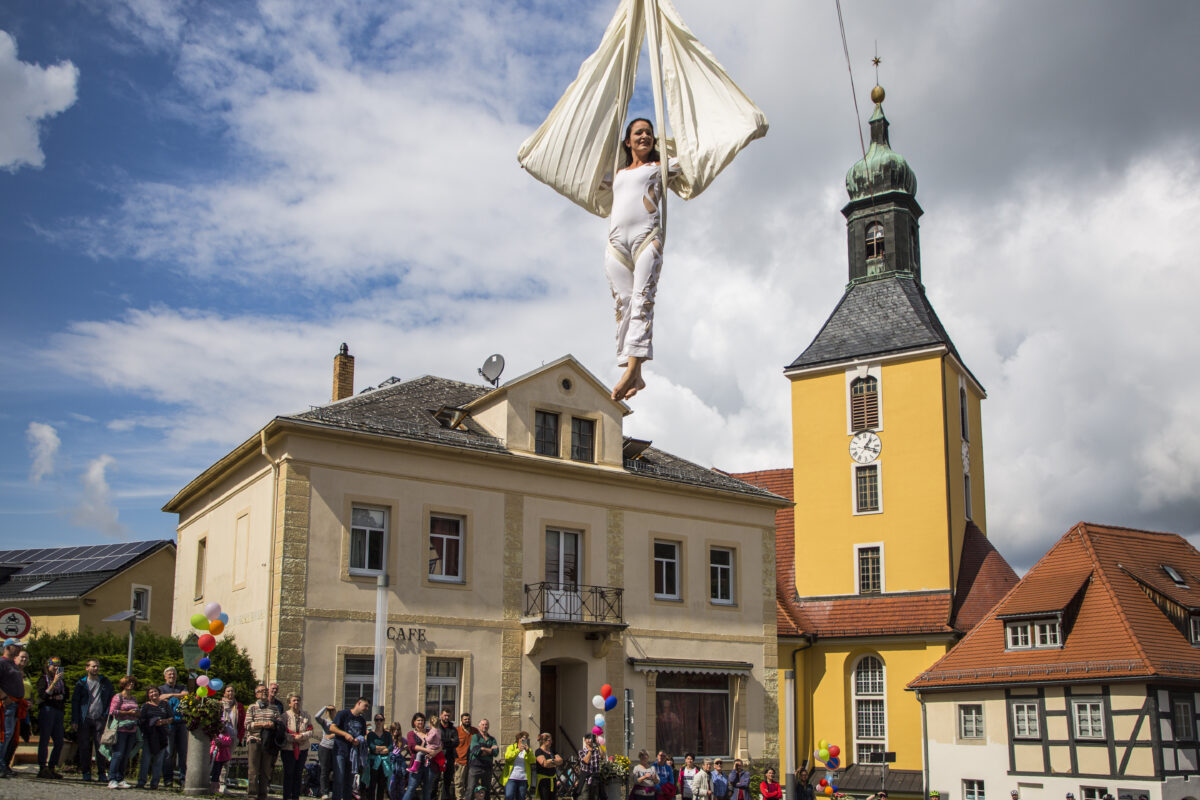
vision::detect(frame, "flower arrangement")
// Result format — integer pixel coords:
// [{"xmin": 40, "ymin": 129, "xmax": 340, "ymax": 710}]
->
[
  {"xmin": 180, "ymin": 693, "xmax": 225, "ymax": 737},
  {"xmin": 601, "ymin": 754, "xmax": 632, "ymax": 781}
]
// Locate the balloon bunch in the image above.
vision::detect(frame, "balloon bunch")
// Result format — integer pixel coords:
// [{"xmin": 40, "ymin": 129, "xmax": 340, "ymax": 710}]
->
[
  {"xmin": 188, "ymin": 601, "xmax": 230, "ymax": 696},
  {"xmin": 812, "ymin": 739, "xmax": 841, "ymax": 796},
  {"xmin": 589, "ymin": 683, "xmax": 617, "ymax": 747}
]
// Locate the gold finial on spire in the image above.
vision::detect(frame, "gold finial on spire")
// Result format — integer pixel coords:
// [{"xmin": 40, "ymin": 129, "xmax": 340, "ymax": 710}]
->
[{"xmin": 870, "ymin": 47, "xmax": 884, "ymax": 104}]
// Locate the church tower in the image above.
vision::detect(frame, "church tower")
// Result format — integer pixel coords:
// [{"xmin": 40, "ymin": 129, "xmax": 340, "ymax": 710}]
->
[{"xmin": 772, "ymin": 86, "xmax": 1017, "ymax": 783}]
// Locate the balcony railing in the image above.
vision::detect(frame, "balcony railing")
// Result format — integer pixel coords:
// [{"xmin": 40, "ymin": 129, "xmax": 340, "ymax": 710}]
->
[{"xmin": 524, "ymin": 582, "xmax": 624, "ymax": 624}]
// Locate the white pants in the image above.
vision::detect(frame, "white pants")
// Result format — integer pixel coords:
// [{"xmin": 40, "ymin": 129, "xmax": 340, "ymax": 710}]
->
[{"xmin": 604, "ymin": 238, "xmax": 663, "ymax": 366}]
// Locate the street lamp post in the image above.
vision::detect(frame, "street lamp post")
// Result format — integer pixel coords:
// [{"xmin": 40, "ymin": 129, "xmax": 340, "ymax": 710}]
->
[{"xmin": 102, "ymin": 609, "xmax": 139, "ymax": 675}]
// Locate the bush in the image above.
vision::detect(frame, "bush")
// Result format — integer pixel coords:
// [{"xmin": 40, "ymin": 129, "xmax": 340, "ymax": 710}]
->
[{"xmin": 24, "ymin": 626, "xmax": 259, "ymax": 714}]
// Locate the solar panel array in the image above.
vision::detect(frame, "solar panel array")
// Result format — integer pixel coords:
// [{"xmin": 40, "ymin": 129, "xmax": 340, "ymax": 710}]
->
[{"xmin": 0, "ymin": 540, "xmax": 163, "ymax": 577}]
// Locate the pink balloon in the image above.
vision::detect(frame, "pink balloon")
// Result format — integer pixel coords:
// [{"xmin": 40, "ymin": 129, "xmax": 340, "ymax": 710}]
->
[
  {"xmin": 592, "ymin": 725, "xmax": 603, "ymax": 736},
  {"xmin": 196, "ymin": 675, "xmax": 210, "ymax": 687},
  {"xmin": 597, "ymin": 735, "xmax": 605, "ymax": 746}
]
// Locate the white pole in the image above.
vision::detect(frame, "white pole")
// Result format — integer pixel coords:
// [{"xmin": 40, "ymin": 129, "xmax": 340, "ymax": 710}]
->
[{"xmin": 373, "ymin": 573, "xmax": 388, "ymax": 715}]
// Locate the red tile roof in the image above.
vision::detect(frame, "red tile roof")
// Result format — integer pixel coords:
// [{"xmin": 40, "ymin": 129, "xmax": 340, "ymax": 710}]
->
[
  {"xmin": 998, "ymin": 567, "xmax": 1090, "ymax": 618},
  {"xmin": 731, "ymin": 468, "xmax": 1016, "ymax": 640},
  {"xmin": 910, "ymin": 522, "xmax": 1200, "ymax": 690},
  {"xmin": 949, "ymin": 523, "xmax": 1020, "ymax": 632}
]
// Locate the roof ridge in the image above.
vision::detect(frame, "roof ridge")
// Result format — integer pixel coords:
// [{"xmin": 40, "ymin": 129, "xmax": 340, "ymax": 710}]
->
[
  {"xmin": 1076, "ymin": 525, "xmax": 1155, "ymax": 671},
  {"xmin": 1079, "ymin": 521, "xmax": 1186, "ymax": 540}
]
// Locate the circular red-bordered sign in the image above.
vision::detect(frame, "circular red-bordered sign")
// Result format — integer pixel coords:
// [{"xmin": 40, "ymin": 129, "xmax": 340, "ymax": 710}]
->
[{"xmin": 0, "ymin": 608, "xmax": 32, "ymax": 639}]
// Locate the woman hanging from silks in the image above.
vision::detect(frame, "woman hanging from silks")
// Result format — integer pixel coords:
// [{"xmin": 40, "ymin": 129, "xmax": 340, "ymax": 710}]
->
[
  {"xmin": 603, "ymin": 116, "xmax": 682, "ymax": 399},
  {"xmin": 518, "ymin": 0, "xmax": 768, "ymax": 401}
]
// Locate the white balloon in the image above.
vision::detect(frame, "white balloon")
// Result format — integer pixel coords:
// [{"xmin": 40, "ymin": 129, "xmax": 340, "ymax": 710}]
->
[{"xmin": 592, "ymin": 695, "xmax": 605, "ymax": 710}]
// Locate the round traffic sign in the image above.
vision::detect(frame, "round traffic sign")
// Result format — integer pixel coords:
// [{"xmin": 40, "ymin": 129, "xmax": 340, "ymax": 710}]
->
[{"xmin": 0, "ymin": 608, "xmax": 31, "ymax": 639}]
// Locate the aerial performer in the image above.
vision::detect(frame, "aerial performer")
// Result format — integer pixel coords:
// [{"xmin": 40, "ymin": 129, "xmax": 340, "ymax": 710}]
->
[{"xmin": 517, "ymin": 0, "xmax": 768, "ymax": 401}]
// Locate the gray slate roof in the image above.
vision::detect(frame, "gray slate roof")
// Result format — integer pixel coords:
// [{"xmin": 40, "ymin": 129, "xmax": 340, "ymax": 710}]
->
[
  {"xmin": 285, "ymin": 376, "xmax": 781, "ymax": 502},
  {"xmin": 787, "ymin": 275, "xmax": 969, "ymax": 374}
]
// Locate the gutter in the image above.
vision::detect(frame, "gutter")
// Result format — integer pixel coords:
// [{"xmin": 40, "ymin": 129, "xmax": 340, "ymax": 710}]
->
[
  {"xmin": 261, "ymin": 429, "xmax": 281, "ymax": 683},
  {"xmin": 917, "ymin": 689, "xmax": 929, "ymax": 796},
  {"xmin": 792, "ymin": 634, "xmax": 814, "ymax": 774}
]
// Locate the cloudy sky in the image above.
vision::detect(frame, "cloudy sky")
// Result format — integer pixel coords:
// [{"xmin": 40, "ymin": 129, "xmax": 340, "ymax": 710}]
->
[{"xmin": 2, "ymin": 0, "xmax": 1198, "ymax": 572}]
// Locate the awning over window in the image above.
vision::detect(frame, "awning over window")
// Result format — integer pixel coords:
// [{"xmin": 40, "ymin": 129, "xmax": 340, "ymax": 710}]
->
[{"xmin": 629, "ymin": 658, "xmax": 753, "ymax": 676}]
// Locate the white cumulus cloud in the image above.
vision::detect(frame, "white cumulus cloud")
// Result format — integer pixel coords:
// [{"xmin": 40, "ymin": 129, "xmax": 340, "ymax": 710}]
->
[
  {"xmin": 72, "ymin": 455, "xmax": 129, "ymax": 538},
  {"xmin": 0, "ymin": 30, "xmax": 78, "ymax": 171},
  {"xmin": 25, "ymin": 421, "xmax": 61, "ymax": 483}
]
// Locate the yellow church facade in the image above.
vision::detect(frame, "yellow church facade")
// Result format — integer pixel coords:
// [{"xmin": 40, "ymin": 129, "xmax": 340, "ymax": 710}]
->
[{"xmin": 738, "ymin": 87, "xmax": 1016, "ymax": 795}]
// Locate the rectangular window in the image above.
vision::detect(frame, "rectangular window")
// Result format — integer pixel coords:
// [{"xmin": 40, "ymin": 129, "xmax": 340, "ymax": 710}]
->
[
  {"xmin": 1191, "ymin": 616, "xmax": 1200, "ymax": 645},
  {"xmin": 850, "ymin": 376, "xmax": 879, "ymax": 431},
  {"xmin": 856, "ymin": 698, "xmax": 886, "ymax": 739},
  {"xmin": 964, "ymin": 473, "xmax": 973, "ymax": 520},
  {"xmin": 428, "ymin": 514, "xmax": 464, "ymax": 582},
  {"xmin": 131, "ymin": 586, "xmax": 150, "ymax": 621},
  {"xmin": 570, "ymin": 417, "xmax": 596, "ymax": 462},
  {"xmin": 1081, "ymin": 789, "xmax": 1106, "ymax": 800},
  {"xmin": 654, "ymin": 541, "xmax": 680, "ymax": 600},
  {"xmin": 963, "ymin": 781, "xmax": 985, "ymax": 800},
  {"xmin": 343, "ymin": 656, "xmax": 374, "ymax": 709},
  {"xmin": 350, "ymin": 506, "xmax": 387, "ymax": 574},
  {"xmin": 1173, "ymin": 698, "xmax": 1195, "ymax": 740},
  {"xmin": 655, "ymin": 672, "xmax": 729, "ymax": 757},
  {"xmin": 959, "ymin": 704, "xmax": 984, "ymax": 739},
  {"xmin": 194, "ymin": 538, "xmax": 207, "ymax": 601},
  {"xmin": 1006, "ymin": 623, "xmax": 1031, "ymax": 649},
  {"xmin": 424, "ymin": 658, "xmax": 462, "ymax": 721},
  {"xmin": 1073, "ymin": 700, "xmax": 1104, "ymax": 739},
  {"xmin": 858, "ymin": 546, "xmax": 882, "ymax": 594},
  {"xmin": 855, "ymin": 465, "xmax": 880, "ymax": 513},
  {"xmin": 535, "ymin": 411, "xmax": 559, "ymax": 457},
  {"xmin": 1035, "ymin": 621, "xmax": 1061, "ymax": 647},
  {"xmin": 1012, "ymin": 702, "xmax": 1040, "ymax": 738},
  {"xmin": 233, "ymin": 512, "xmax": 250, "ymax": 587},
  {"xmin": 709, "ymin": 547, "xmax": 734, "ymax": 604},
  {"xmin": 856, "ymin": 743, "xmax": 885, "ymax": 763}
]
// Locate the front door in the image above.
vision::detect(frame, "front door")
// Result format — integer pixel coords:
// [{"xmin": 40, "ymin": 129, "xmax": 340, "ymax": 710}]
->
[
  {"xmin": 545, "ymin": 528, "xmax": 581, "ymax": 620},
  {"xmin": 539, "ymin": 664, "xmax": 558, "ymax": 736}
]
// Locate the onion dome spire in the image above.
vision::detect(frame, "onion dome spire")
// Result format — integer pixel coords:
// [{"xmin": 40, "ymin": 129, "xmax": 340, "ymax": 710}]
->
[{"xmin": 846, "ymin": 85, "xmax": 917, "ymax": 201}]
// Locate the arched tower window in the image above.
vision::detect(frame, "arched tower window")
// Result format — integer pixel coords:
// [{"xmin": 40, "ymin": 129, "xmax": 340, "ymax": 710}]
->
[
  {"xmin": 852, "ymin": 655, "xmax": 887, "ymax": 763},
  {"xmin": 850, "ymin": 376, "xmax": 879, "ymax": 431},
  {"xmin": 865, "ymin": 222, "xmax": 885, "ymax": 259}
]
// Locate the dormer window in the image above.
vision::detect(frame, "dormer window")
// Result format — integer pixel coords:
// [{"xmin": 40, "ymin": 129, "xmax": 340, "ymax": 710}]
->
[
  {"xmin": 1005, "ymin": 619, "xmax": 1062, "ymax": 650},
  {"xmin": 1162, "ymin": 564, "xmax": 1188, "ymax": 588},
  {"xmin": 865, "ymin": 222, "xmax": 885, "ymax": 259},
  {"xmin": 1191, "ymin": 616, "xmax": 1200, "ymax": 645},
  {"xmin": 535, "ymin": 411, "xmax": 560, "ymax": 457}
]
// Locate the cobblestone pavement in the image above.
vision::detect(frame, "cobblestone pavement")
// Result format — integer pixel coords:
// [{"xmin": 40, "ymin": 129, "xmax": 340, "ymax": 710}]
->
[{"xmin": 0, "ymin": 765, "xmax": 250, "ymax": 798}]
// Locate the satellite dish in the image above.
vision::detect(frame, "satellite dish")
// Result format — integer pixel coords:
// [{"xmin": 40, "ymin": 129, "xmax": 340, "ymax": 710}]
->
[{"xmin": 479, "ymin": 354, "xmax": 505, "ymax": 387}]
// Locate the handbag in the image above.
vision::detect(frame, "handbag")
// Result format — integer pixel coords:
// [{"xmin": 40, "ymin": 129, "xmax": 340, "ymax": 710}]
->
[{"xmin": 100, "ymin": 715, "xmax": 119, "ymax": 747}]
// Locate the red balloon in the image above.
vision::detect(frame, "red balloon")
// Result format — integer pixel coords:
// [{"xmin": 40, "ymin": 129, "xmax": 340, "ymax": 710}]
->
[
  {"xmin": 828, "ymin": 744, "xmax": 840, "ymax": 758},
  {"xmin": 819, "ymin": 780, "xmax": 828, "ymax": 788},
  {"xmin": 600, "ymin": 684, "xmax": 612, "ymax": 699},
  {"xmin": 198, "ymin": 633, "xmax": 217, "ymax": 652}
]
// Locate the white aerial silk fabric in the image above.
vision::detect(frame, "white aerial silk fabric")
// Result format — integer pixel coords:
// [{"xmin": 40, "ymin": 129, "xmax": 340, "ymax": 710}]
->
[{"xmin": 517, "ymin": 0, "xmax": 768, "ymax": 219}]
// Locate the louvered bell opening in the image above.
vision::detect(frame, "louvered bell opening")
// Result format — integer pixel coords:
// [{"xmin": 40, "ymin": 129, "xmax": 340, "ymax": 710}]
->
[{"xmin": 851, "ymin": 377, "xmax": 879, "ymax": 431}]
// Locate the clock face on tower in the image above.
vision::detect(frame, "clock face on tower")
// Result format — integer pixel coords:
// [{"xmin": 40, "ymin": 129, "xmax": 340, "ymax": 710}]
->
[{"xmin": 849, "ymin": 431, "xmax": 882, "ymax": 464}]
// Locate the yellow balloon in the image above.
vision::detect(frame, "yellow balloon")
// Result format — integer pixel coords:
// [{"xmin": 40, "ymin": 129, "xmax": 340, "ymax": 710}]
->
[
  {"xmin": 818, "ymin": 738, "xmax": 829, "ymax": 749},
  {"xmin": 209, "ymin": 619, "xmax": 225, "ymax": 635}
]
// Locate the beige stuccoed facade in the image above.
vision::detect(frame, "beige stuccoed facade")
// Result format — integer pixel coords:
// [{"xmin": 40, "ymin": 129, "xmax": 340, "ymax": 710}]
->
[{"xmin": 165, "ymin": 354, "xmax": 784, "ymax": 763}]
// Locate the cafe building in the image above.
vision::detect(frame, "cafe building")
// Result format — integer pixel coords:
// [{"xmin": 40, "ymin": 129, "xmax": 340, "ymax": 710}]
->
[{"xmin": 164, "ymin": 349, "xmax": 786, "ymax": 761}]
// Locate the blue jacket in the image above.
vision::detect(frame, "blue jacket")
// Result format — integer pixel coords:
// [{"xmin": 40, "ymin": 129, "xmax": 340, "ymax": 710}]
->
[{"xmin": 71, "ymin": 674, "xmax": 115, "ymax": 728}]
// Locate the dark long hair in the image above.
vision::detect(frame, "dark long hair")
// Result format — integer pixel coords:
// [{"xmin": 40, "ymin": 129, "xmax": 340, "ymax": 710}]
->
[{"xmin": 621, "ymin": 117, "xmax": 661, "ymax": 168}]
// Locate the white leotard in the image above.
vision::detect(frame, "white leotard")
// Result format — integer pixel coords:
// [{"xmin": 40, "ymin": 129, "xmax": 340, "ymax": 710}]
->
[{"xmin": 606, "ymin": 160, "xmax": 679, "ymax": 269}]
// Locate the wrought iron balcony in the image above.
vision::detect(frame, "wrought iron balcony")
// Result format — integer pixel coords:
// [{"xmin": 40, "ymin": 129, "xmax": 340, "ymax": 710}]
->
[{"xmin": 523, "ymin": 582, "xmax": 624, "ymax": 625}]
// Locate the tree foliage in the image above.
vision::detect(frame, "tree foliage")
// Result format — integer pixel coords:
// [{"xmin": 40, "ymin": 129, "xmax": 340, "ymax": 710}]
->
[{"xmin": 25, "ymin": 626, "xmax": 259, "ymax": 705}]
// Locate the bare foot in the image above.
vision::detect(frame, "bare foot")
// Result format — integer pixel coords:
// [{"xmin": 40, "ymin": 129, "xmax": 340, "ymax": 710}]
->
[{"xmin": 612, "ymin": 358, "xmax": 646, "ymax": 401}]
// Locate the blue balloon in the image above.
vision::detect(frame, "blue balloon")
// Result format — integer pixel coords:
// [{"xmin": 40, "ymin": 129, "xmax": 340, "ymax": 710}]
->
[
  {"xmin": 210, "ymin": 678, "xmax": 225, "ymax": 692},
  {"xmin": 831, "ymin": 787, "xmax": 838, "ymax": 795},
  {"xmin": 198, "ymin": 657, "xmax": 211, "ymax": 670},
  {"xmin": 218, "ymin": 612, "xmax": 229, "ymax": 625},
  {"xmin": 604, "ymin": 695, "xmax": 617, "ymax": 711}
]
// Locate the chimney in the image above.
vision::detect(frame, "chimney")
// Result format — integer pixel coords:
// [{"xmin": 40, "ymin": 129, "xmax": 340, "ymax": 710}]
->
[{"xmin": 333, "ymin": 343, "xmax": 354, "ymax": 401}]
